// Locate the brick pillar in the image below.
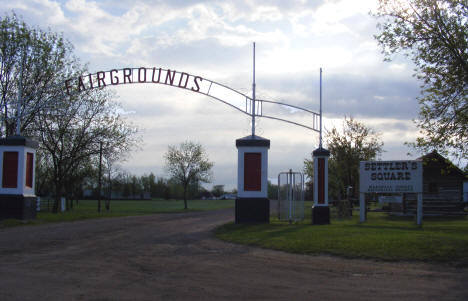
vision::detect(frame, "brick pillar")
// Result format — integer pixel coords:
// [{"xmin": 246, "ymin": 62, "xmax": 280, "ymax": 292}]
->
[{"xmin": 312, "ymin": 147, "xmax": 330, "ymax": 225}]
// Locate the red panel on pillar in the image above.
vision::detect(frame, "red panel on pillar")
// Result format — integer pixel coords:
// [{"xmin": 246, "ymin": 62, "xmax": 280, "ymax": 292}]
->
[
  {"xmin": 244, "ymin": 153, "xmax": 261, "ymax": 191},
  {"xmin": 2, "ymin": 151, "xmax": 18, "ymax": 188},
  {"xmin": 26, "ymin": 152, "xmax": 34, "ymax": 188},
  {"xmin": 318, "ymin": 158, "xmax": 325, "ymax": 204}
]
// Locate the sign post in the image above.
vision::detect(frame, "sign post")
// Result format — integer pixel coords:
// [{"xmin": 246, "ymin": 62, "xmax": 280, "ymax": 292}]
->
[
  {"xmin": 359, "ymin": 192, "xmax": 366, "ymax": 223},
  {"xmin": 359, "ymin": 160, "xmax": 423, "ymax": 225},
  {"xmin": 417, "ymin": 193, "xmax": 423, "ymax": 226}
]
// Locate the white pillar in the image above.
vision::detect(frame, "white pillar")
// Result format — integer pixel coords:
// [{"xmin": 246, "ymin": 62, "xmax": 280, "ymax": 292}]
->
[
  {"xmin": 0, "ymin": 135, "xmax": 38, "ymax": 219},
  {"xmin": 235, "ymin": 135, "xmax": 270, "ymax": 223}
]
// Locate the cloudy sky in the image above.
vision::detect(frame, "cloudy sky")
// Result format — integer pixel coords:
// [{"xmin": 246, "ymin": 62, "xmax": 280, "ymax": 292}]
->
[{"xmin": 2, "ymin": 0, "xmax": 422, "ymax": 190}]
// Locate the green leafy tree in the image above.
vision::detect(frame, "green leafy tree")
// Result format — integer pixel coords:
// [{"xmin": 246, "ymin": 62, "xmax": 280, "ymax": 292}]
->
[
  {"xmin": 373, "ymin": 0, "xmax": 468, "ymax": 163},
  {"xmin": 141, "ymin": 173, "xmax": 156, "ymax": 197},
  {"xmin": 305, "ymin": 117, "xmax": 384, "ymax": 200},
  {"xmin": 211, "ymin": 185, "xmax": 225, "ymax": 198},
  {"xmin": 35, "ymin": 149, "xmax": 54, "ymax": 197},
  {"xmin": 267, "ymin": 181, "xmax": 278, "ymax": 200},
  {"xmin": 167, "ymin": 178, "xmax": 184, "ymax": 199},
  {"xmin": 0, "ymin": 13, "xmax": 78, "ymax": 137},
  {"xmin": 36, "ymin": 89, "xmax": 137, "ymax": 212},
  {"xmin": 154, "ymin": 176, "xmax": 169, "ymax": 198},
  {"xmin": 188, "ymin": 180, "xmax": 202, "ymax": 199},
  {"xmin": 0, "ymin": 13, "xmax": 138, "ymax": 213},
  {"xmin": 165, "ymin": 141, "xmax": 213, "ymax": 209}
]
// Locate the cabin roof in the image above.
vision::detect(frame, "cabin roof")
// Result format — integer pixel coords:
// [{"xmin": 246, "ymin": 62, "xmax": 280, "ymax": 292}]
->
[{"xmin": 417, "ymin": 150, "xmax": 466, "ymax": 178}]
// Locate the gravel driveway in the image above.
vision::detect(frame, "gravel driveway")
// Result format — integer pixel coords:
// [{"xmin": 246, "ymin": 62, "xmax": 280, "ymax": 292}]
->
[{"xmin": 0, "ymin": 208, "xmax": 467, "ymax": 300}]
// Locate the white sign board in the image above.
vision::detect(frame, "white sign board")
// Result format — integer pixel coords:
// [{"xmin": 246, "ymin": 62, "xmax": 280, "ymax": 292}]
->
[
  {"xmin": 378, "ymin": 195, "xmax": 402, "ymax": 204},
  {"xmin": 360, "ymin": 161, "xmax": 423, "ymax": 193}
]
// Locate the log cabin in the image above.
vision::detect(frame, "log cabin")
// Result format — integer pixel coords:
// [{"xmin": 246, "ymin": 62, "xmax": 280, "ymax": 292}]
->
[{"xmin": 391, "ymin": 151, "xmax": 466, "ymax": 215}]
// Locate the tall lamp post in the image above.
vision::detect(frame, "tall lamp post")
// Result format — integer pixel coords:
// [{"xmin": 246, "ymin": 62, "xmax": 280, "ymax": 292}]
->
[
  {"xmin": 312, "ymin": 68, "xmax": 331, "ymax": 225},
  {"xmin": 234, "ymin": 42, "xmax": 271, "ymax": 223}
]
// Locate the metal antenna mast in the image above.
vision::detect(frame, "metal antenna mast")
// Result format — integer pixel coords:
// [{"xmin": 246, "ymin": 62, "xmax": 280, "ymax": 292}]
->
[
  {"xmin": 16, "ymin": 49, "xmax": 25, "ymax": 136},
  {"xmin": 251, "ymin": 42, "xmax": 256, "ymax": 136},
  {"xmin": 319, "ymin": 67, "xmax": 323, "ymax": 148}
]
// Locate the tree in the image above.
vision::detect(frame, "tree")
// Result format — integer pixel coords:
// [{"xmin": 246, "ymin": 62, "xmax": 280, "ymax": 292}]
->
[
  {"xmin": 36, "ymin": 88, "xmax": 137, "ymax": 212},
  {"xmin": 304, "ymin": 117, "xmax": 384, "ymax": 200},
  {"xmin": 267, "ymin": 181, "xmax": 278, "ymax": 200},
  {"xmin": 373, "ymin": 0, "xmax": 468, "ymax": 163},
  {"xmin": 211, "ymin": 185, "xmax": 225, "ymax": 198},
  {"xmin": 188, "ymin": 180, "xmax": 203, "ymax": 199},
  {"xmin": 154, "ymin": 176, "xmax": 170, "ymax": 198},
  {"xmin": 141, "ymin": 173, "xmax": 156, "ymax": 197},
  {"xmin": 35, "ymin": 149, "xmax": 55, "ymax": 197},
  {"xmin": 164, "ymin": 141, "xmax": 213, "ymax": 209},
  {"xmin": 0, "ymin": 13, "xmax": 78, "ymax": 137},
  {"xmin": 0, "ymin": 13, "xmax": 138, "ymax": 213}
]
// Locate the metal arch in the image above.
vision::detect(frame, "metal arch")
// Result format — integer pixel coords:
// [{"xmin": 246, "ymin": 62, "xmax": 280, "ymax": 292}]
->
[
  {"xmin": 259, "ymin": 99, "xmax": 320, "ymax": 116},
  {"xmin": 63, "ymin": 67, "xmax": 321, "ymax": 132},
  {"xmin": 259, "ymin": 115, "xmax": 320, "ymax": 133},
  {"xmin": 257, "ymin": 99, "xmax": 321, "ymax": 133},
  {"xmin": 65, "ymin": 67, "xmax": 253, "ymax": 116}
]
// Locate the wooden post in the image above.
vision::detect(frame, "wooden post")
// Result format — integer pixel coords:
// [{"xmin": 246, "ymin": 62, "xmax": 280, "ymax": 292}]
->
[
  {"xmin": 360, "ymin": 193, "xmax": 366, "ymax": 223},
  {"xmin": 416, "ymin": 193, "xmax": 423, "ymax": 225}
]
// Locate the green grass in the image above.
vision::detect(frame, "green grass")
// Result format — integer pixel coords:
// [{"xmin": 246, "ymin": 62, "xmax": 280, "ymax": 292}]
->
[
  {"xmin": 215, "ymin": 209, "xmax": 468, "ymax": 263},
  {"xmin": 1, "ymin": 198, "xmax": 234, "ymax": 228}
]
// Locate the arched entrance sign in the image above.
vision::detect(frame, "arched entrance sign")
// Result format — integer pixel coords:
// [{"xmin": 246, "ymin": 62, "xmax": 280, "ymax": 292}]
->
[
  {"xmin": 64, "ymin": 67, "xmax": 321, "ymax": 133},
  {"xmin": 62, "ymin": 65, "xmax": 330, "ymax": 224},
  {"xmin": 1, "ymin": 41, "xmax": 330, "ymax": 223},
  {"xmin": 0, "ymin": 59, "xmax": 329, "ymax": 223}
]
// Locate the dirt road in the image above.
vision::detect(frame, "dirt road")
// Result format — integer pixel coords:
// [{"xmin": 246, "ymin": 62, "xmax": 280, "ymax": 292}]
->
[{"xmin": 0, "ymin": 208, "xmax": 467, "ymax": 300}]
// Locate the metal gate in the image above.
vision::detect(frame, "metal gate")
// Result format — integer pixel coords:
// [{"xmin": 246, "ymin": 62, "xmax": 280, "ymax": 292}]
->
[{"xmin": 277, "ymin": 170, "xmax": 304, "ymax": 222}]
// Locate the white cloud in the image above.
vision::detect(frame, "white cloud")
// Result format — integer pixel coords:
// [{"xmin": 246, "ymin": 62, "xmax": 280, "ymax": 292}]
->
[{"xmin": 1, "ymin": 0, "xmax": 424, "ymax": 188}]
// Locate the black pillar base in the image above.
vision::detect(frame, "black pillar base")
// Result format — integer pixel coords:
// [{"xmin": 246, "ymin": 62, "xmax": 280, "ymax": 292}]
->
[
  {"xmin": 235, "ymin": 197, "xmax": 269, "ymax": 224},
  {"xmin": 0, "ymin": 195, "xmax": 37, "ymax": 220},
  {"xmin": 312, "ymin": 205, "xmax": 330, "ymax": 225}
]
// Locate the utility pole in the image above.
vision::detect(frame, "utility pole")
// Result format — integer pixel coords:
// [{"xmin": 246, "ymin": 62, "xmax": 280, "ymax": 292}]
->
[
  {"xmin": 16, "ymin": 49, "xmax": 25, "ymax": 136},
  {"xmin": 98, "ymin": 141, "xmax": 102, "ymax": 213},
  {"xmin": 251, "ymin": 42, "xmax": 256, "ymax": 136},
  {"xmin": 106, "ymin": 160, "xmax": 111, "ymax": 211}
]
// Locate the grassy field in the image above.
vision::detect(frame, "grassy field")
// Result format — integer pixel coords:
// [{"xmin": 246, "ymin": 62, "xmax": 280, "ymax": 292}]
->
[
  {"xmin": 4, "ymin": 198, "xmax": 468, "ymax": 263},
  {"xmin": 215, "ymin": 207, "xmax": 468, "ymax": 263},
  {"xmin": 1, "ymin": 198, "xmax": 235, "ymax": 228}
]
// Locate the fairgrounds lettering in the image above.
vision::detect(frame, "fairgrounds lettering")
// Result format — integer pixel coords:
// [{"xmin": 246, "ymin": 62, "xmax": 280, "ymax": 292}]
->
[
  {"xmin": 65, "ymin": 67, "xmax": 203, "ymax": 95},
  {"xmin": 63, "ymin": 66, "xmax": 321, "ymax": 133}
]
